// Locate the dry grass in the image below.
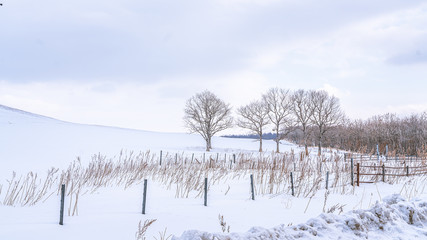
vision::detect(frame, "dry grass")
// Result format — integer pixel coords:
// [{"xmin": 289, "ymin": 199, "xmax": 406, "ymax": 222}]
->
[
  {"xmin": 135, "ymin": 219, "xmax": 157, "ymax": 240},
  {"xmin": 153, "ymin": 228, "xmax": 172, "ymax": 240},
  {"xmin": 218, "ymin": 214, "xmax": 230, "ymax": 233},
  {"xmin": 1, "ymin": 149, "xmax": 426, "ymax": 217}
]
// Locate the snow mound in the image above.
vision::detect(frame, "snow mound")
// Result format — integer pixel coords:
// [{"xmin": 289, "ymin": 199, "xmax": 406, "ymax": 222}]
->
[{"xmin": 172, "ymin": 194, "xmax": 427, "ymax": 240}]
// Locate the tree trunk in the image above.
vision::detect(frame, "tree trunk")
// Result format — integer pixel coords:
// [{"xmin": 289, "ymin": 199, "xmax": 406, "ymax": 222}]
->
[
  {"xmin": 206, "ymin": 137, "xmax": 212, "ymax": 152},
  {"xmin": 303, "ymin": 126, "xmax": 309, "ymax": 156},
  {"xmin": 304, "ymin": 137, "xmax": 309, "ymax": 156},
  {"xmin": 259, "ymin": 134, "xmax": 263, "ymax": 152},
  {"xmin": 318, "ymin": 137, "xmax": 322, "ymax": 156},
  {"xmin": 275, "ymin": 129, "xmax": 280, "ymax": 153}
]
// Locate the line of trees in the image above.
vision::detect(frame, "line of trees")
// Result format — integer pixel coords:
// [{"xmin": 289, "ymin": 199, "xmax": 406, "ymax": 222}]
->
[
  {"xmin": 183, "ymin": 89, "xmax": 344, "ymax": 154},
  {"xmin": 183, "ymin": 89, "xmax": 426, "ymax": 155},
  {"xmin": 324, "ymin": 113, "xmax": 427, "ymax": 155}
]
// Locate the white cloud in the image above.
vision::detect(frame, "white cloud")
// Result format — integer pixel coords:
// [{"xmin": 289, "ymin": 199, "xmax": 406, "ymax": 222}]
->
[
  {"xmin": 319, "ymin": 84, "xmax": 350, "ymax": 99},
  {"xmin": 386, "ymin": 104, "xmax": 427, "ymax": 116}
]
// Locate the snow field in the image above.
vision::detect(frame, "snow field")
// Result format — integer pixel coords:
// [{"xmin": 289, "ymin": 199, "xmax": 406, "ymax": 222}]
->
[
  {"xmin": 2, "ymin": 105, "xmax": 427, "ymax": 239},
  {"xmin": 2, "ymin": 149, "xmax": 427, "ymax": 239}
]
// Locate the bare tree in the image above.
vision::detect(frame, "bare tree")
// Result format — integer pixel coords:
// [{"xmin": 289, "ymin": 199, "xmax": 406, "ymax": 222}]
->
[
  {"xmin": 310, "ymin": 90, "xmax": 345, "ymax": 155},
  {"xmin": 237, "ymin": 100, "xmax": 270, "ymax": 152},
  {"xmin": 327, "ymin": 111, "xmax": 427, "ymax": 155},
  {"xmin": 183, "ymin": 90, "xmax": 233, "ymax": 151},
  {"xmin": 291, "ymin": 89, "xmax": 315, "ymax": 155},
  {"xmin": 262, "ymin": 88, "xmax": 293, "ymax": 153}
]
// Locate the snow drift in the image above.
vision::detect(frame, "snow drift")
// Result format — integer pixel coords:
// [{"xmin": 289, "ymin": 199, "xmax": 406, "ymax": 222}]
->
[{"xmin": 173, "ymin": 194, "xmax": 427, "ymax": 240}]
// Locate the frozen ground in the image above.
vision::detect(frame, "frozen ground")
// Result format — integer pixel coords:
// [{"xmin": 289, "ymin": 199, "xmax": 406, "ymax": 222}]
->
[{"xmin": 1, "ymin": 105, "xmax": 426, "ymax": 240}]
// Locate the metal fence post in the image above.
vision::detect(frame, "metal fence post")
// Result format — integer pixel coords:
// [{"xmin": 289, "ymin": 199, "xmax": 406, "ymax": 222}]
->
[
  {"xmin": 351, "ymin": 158, "xmax": 354, "ymax": 186},
  {"xmin": 204, "ymin": 178, "xmax": 208, "ymax": 206},
  {"xmin": 290, "ymin": 172, "xmax": 295, "ymax": 196},
  {"xmin": 250, "ymin": 174, "xmax": 255, "ymax": 200},
  {"xmin": 59, "ymin": 184, "xmax": 65, "ymax": 225},
  {"xmin": 142, "ymin": 179, "xmax": 147, "ymax": 214}
]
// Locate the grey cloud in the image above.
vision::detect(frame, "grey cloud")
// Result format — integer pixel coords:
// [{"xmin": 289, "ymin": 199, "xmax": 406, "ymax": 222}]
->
[
  {"xmin": 0, "ymin": 0, "xmax": 425, "ymax": 83},
  {"xmin": 387, "ymin": 50, "xmax": 427, "ymax": 65},
  {"xmin": 91, "ymin": 83, "xmax": 116, "ymax": 93}
]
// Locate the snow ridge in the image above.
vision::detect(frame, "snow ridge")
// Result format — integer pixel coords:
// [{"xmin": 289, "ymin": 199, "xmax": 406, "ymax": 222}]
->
[
  {"xmin": 173, "ymin": 194, "xmax": 427, "ymax": 240},
  {"xmin": 0, "ymin": 104, "xmax": 59, "ymax": 123}
]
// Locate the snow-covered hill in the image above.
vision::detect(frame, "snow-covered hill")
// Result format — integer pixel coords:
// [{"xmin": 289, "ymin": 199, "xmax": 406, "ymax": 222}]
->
[
  {"xmin": 0, "ymin": 104, "xmax": 59, "ymax": 124},
  {"xmin": 0, "ymin": 104, "xmax": 293, "ymax": 176},
  {"xmin": 0, "ymin": 105, "xmax": 426, "ymax": 240}
]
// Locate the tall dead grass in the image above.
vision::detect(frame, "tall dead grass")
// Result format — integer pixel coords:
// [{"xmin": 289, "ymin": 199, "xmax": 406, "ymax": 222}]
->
[{"xmin": 1, "ymin": 149, "xmax": 426, "ymax": 215}]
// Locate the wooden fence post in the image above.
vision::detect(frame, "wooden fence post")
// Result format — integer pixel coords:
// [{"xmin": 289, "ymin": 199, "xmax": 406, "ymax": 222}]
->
[
  {"xmin": 250, "ymin": 174, "xmax": 255, "ymax": 200},
  {"xmin": 290, "ymin": 172, "xmax": 295, "ymax": 196},
  {"xmin": 406, "ymin": 166, "xmax": 409, "ymax": 177},
  {"xmin": 191, "ymin": 153, "xmax": 194, "ymax": 163},
  {"xmin": 233, "ymin": 154, "xmax": 236, "ymax": 164},
  {"xmin": 159, "ymin": 150, "xmax": 162, "ymax": 166},
  {"xmin": 204, "ymin": 178, "xmax": 208, "ymax": 206},
  {"xmin": 356, "ymin": 163, "xmax": 360, "ymax": 187},
  {"xmin": 59, "ymin": 184, "xmax": 65, "ymax": 225},
  {"xmin": 142, "ymin": 179, "xmax": 147, "ymax": 214}
]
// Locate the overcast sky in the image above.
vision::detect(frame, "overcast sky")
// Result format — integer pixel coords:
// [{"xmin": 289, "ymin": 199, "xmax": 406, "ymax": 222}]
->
[{"xmin": 1, "ymin": 0, "xmax": 426, "ymax": 133}]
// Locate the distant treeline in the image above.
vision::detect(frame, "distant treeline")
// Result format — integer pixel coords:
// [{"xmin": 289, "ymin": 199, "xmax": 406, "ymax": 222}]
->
[
  {"xmin": 222, "ymin": 133, "xmax": 277, "ymax": 140},
  {"xmin": 225, "ymin": 112, "xmax": 427, "ymax": 156},
  {"xmin": 285, "ymin": 113, "xmax": 427, "ymax": 156}
]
